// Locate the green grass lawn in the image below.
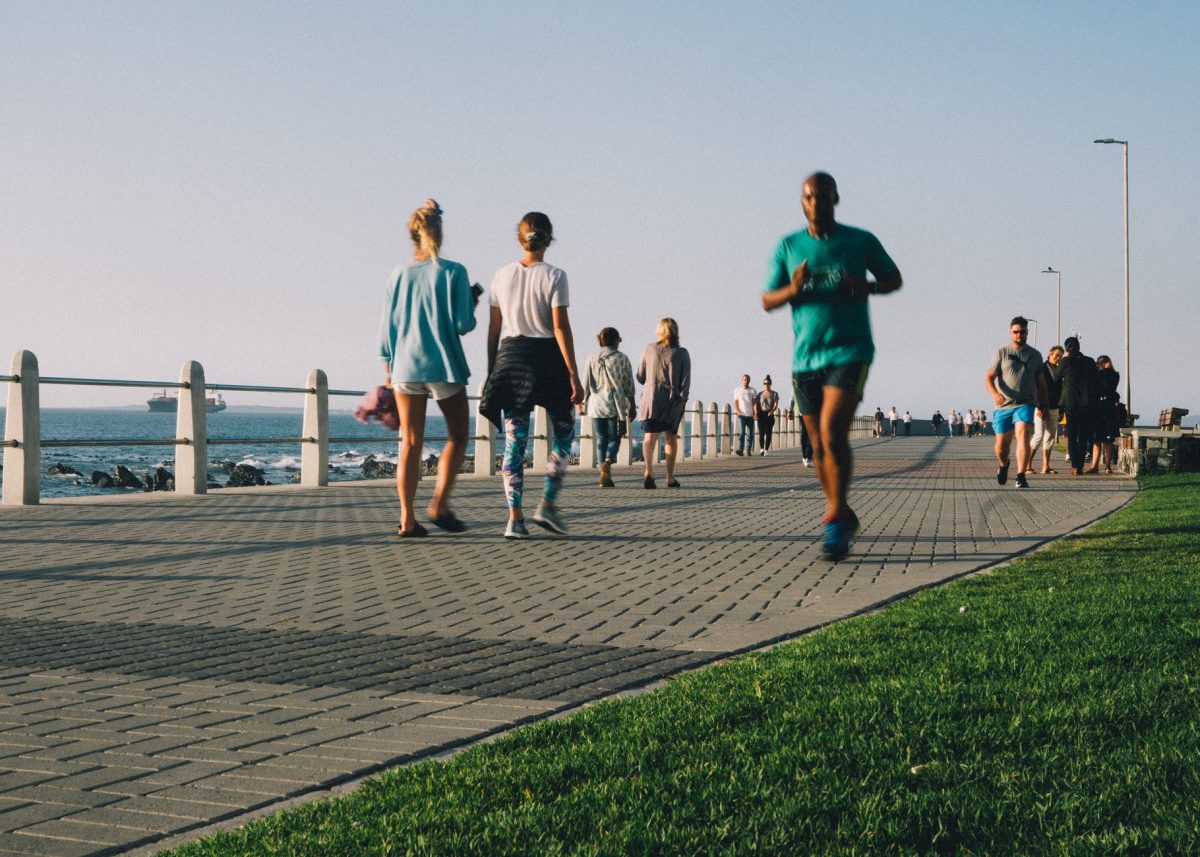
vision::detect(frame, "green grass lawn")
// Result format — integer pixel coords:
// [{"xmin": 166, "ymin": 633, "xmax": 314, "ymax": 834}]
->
[{"xmin": 165, "ymin": 474, "xmax": 1200, "ymax": 856}]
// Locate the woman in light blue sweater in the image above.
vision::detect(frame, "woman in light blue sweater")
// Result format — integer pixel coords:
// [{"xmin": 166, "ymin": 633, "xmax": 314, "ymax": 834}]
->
[{"xmin": 379, "ymin": 199, "xmax": 478, "ymax": 537}]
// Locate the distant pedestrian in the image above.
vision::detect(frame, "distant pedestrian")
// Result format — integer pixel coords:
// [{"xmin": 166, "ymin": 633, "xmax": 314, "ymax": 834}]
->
[
  {"xmin": 757, "ymin": 376, "xmax": 780, "ymax": 455},
  {"xmin": 733, "ymin": 374, "xmax": 757, "ymax": 456},
  {"xmin": 963, "ymin": 408, "xmax": 974, "ymax": 438},
  {"xmin": 480, "ymin": 212, "xmax": 582, "ymax": 539},
  {"xmin": 888, "ymin": 406, "xmax": 899, "ymax": 437},
  {"xmin": 1030, "ymin": 345, "xmax": 1063, "ymax": 474},
  {"xmin": 984, "ymin": 316, "xmax": 1048, "ymax": 489},
  {"xmin": 903, "ymin": 410, "xmax": 912, "ymax": 436},
  {"xmin": 580, "ymin": 327, "xmax": 636, "ymax": 488},
  {"xmin": 637, "ymin": 318, "xmax": 691, "ymax": 489},
  {"xmin": 379, "ymin": 199, "xmax": 478, "ymax": 538},
  {"xmin": 761, "ymin": 171, "xmax": 902, "ymax": 560},
  {"xmin": 873, "ymin": 407, "xmax": 885, "ymax": 438},
  {"xmin": 1058, "ymin": 336, "xmax": 1097, "ymax": 476},
  {"xmin": 931, "ymin": 410, "xmax": 944, "ymax": 437},
  {"xmin": 1088, "ymin": 355, "xmax": 1121, "ymax": 474}
]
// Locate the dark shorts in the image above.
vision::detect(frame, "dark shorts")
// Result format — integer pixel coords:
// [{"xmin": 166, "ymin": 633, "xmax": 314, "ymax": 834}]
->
[
  {"xmin": 792, "ymin": 362, "xmax": 870, "ymax": 416},
  {"xmin": 641, "ymin": 417, "xmax": 678, "ymax": 434}
]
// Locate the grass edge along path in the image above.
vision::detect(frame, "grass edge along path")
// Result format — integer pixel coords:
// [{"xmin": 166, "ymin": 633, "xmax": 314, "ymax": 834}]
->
[{"xmin": 165, "ymin": 474, "xmax": 1200, "ymax": 856}]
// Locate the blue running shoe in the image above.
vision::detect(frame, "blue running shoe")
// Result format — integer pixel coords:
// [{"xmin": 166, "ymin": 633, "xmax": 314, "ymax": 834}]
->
[{"xmin": 822, "ymin": 520, "xmax": 850, "ymax": 560}]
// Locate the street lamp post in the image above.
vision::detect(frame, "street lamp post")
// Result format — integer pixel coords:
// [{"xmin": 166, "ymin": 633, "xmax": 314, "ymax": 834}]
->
[
  {"xmin": 1042, "ymin": 267, "xmax": 1061, "ymax": 345},
  {"xmin": 1094, "ymin": 138, "xmax": 1130, "ymax": 419}
]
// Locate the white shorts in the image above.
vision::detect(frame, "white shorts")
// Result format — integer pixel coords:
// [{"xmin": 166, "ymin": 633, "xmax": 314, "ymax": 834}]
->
[{"xmin": 393, "ymin": 382, "xmax": 465, "ymax": 401}]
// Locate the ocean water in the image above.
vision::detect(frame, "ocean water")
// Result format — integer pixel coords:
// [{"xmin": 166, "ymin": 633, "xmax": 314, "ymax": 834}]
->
[
  {"xmin": 0, "ymin": 408, "xmax": 466, "ymax": 500},
  {"xmin": 0, "ymin": 408, "xmax": 700, "ymax": 500}
]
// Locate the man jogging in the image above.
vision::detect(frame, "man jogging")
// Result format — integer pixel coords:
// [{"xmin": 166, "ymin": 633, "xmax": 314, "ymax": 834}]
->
[
  {"xmin": 762, "ymin": 172, "xmax": 902, "ymax": 560},
  {"xmin": 984, "ymin": 316, "xmax": 1049, "ymax": 489}
]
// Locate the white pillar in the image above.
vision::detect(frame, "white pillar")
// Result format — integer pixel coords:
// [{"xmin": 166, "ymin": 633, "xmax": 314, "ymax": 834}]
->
[
  {"xmin": 474, "ymin": 382, "xmax": 496, "ymax": 476},
  {"xmin": 579, "ymin": 415, "xmax": 596, "ymax": 469},
  {"xmin": 301, "ymin": 369, "xmax": 329, "ymax": 487},
  {"xmin": 533, "ymin": 405, "xmax": 550, "ymax": 469},
  {"xmin": 721, "ymin": 405, "xmax": 733, "ymax": 456},
  {"xmin": 704, "ymin": 403, "xmax": 718, "ymax": 459},
  {"xmin": 175, "ymin": 361, "xmax": 208, "ymax": 495},
  {"xmin": 617, "ymin": 422, "xmax": 634, "ymax": 466},
  {"xmin": 2, "ymin": 350, "xmax": 40, "ymax": 506},
  {"xmin": 688, "ymin": 401, "xmax": 703, "ymax": 460}
]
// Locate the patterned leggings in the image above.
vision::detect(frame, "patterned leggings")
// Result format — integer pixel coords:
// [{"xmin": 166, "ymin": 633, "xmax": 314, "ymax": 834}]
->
[{"xmin": 502, "ymin": 411, "xmax": 574, "ymax": 510}]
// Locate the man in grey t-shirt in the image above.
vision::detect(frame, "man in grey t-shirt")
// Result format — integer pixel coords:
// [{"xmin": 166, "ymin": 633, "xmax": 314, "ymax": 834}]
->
[{"xmin": 984, "ymin": 316, "xmax": 1049, "ymax": 489}]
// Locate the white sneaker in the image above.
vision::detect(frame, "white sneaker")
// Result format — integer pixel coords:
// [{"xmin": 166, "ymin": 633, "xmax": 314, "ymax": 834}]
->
[
  {"xmin": 802, "ymin": 457, "xmax": 812, "ymax": 467},
  {"xmin": 759, "ymin": 450, "xmax": 766, "ymax": 456},
  {"xmin": 532, "ymin": 501, "xmax": 567, "ymax": 535},
  {"xmin": 504, "ymin": 518, "xmax": 528, "ymax": 540}
]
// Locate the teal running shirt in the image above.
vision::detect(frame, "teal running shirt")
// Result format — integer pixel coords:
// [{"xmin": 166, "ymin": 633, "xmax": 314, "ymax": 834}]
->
[{"xmin": 764, "ymin": 224, "xmax": 897, "ymax": 374}]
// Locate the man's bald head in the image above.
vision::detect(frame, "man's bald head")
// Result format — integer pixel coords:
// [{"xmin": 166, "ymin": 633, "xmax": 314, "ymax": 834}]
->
[{"xmin": 802, "ymin": 172, "xmax": 839, "ymax": 234}]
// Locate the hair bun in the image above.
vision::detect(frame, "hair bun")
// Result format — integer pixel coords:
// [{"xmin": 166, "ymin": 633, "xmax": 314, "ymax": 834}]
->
[{"xmin": 421, "ymin": 199, "xmax": 442, "ymax": 217}]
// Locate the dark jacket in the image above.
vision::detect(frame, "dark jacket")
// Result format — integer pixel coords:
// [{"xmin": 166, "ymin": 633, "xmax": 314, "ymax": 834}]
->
[
  {"xmin": 1058, "ymin": 351, "xmax": 1098, "ymax": 409},
  {"xmin": 1039, "ymin": 360, "xmax": 1064, "ymax": 408}
]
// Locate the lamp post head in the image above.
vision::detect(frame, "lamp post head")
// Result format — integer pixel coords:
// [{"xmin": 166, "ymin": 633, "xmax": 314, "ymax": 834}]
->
[
  {"xmin": 1043, "ymin": 267, "xmax": 1059, "ymax": 275},
  {"xmin": 1094, "ymin": 138, "xmax": 1128, "ymax": 145}
]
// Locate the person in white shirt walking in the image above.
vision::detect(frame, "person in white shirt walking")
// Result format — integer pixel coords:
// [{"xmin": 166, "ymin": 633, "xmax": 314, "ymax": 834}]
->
[{"xmin": 733, "ymin": 374, "xmax": 757, "ymax": 456}]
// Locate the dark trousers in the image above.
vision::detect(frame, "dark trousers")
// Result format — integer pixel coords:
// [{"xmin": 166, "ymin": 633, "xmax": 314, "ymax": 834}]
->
[
  {"xmin": 800, "ymin": 421, "xmax": 813, "ymax": 459},
  {"xmin": 757, "ymin": 415, "xmax": 775, "ymax": 451},
  {"xmin": 1064, "ymin": 407, "xmax": 1093, "ymax": 470}
]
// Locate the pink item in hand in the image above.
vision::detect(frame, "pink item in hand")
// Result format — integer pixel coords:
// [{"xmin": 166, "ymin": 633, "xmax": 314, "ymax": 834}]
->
[{"xmin": 354, "ymin": 385, "xmax": 400, "ymax": 431}]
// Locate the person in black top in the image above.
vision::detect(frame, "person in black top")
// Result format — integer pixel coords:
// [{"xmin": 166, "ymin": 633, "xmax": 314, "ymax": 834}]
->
[
  {"xmin": 1057, "ymin": 336, "xmax": 1098, "ymax": 476},
  {"xmin": 1029, "ymin": 345, "xmax": 1063, "ymax": 474},
  {"xmin": 1089, "ymin": 355, "xmax": 1121, "ymax": 474}
]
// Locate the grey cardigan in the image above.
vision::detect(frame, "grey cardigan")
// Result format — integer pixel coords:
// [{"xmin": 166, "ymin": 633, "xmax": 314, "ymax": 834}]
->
[{"xmin": 636, "ymin": 342, "xmax": 691, "ymax": 426}]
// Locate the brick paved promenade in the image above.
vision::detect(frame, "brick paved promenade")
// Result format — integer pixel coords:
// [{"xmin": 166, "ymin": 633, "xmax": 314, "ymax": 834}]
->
[{"xmin": 0, "ymin": 437, "xmax": 1135, "ymax": 855}]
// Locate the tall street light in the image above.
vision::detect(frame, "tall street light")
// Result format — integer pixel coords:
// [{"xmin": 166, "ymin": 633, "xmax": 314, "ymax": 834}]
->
[
  {"xmin": 1042, "ymin": 267, "xmax": 1061, "ymax": 345},
  {"xmin": 1094, "ymin": 138, "xmax": 1130, "ymax": 419}
]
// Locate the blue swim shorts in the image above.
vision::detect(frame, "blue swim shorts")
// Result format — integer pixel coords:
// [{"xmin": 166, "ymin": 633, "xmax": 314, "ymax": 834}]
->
[{"xmin": 992, "ymin": 404, "xmax": 1035, "ymax": 436}]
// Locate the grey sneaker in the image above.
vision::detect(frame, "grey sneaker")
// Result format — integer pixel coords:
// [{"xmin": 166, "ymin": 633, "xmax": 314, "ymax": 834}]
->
[
  {"xmin": 504, "ymin": 518, "xmax": 529, "ymax": 540},
  {"xmin": 532, "ymin": 501, "xmax": 567, "ymax": 535}
]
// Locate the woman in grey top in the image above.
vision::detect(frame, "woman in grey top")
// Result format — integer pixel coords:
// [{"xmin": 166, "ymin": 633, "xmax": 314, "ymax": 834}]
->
[
  {"xmin": 636, "ymin": 318, "xmax": 691, "ymax": 489},
  {"xmin": 580, "ymin": 327, "xmax": 636, "ymax": 487}
]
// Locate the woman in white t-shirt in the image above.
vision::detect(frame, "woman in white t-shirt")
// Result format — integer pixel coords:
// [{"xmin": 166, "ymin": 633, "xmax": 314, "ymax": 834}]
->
[{"xmin": 479, "ymin": 212, "xmax": 582, "ymax": 539}]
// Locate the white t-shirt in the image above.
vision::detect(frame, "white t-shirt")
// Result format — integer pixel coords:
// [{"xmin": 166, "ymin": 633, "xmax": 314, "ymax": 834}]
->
[
  {"xmin": 490, "ymin": 261, "xmax": 569, "ymax": 339},
  {"xmin": 733, "ymin": 385, "xmax": 757, "ymax": 416}
]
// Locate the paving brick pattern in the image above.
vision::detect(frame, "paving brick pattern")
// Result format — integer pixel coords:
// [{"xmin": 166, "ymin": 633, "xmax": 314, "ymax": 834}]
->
[{"xmin": 0, "ymin": 437, "xmax": 1134, "ymax": 855}]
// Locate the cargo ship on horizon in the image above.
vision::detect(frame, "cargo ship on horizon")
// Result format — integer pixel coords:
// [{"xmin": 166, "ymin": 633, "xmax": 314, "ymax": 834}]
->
[{"xmin": 147, "ymin": 390, "xmax": 227, "ymax": 413}]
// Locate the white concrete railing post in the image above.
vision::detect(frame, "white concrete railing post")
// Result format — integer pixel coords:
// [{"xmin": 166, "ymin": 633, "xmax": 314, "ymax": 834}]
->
[
  {"xmin": 617, "ymin": 420, "xmax": 634, "ymax": 466},
  {"xmin": 301, "ymin": 369, "xmax": 329, "ymax": 487},
  {"xmin": 3, "ymin": 350, "xmax": 41, "ymax": 506},
  {"xmin": 688, "ymin": 401, "xmax": 703, "ymax": 460},
  {"xmin": 474, "ymin": 382, "xmax": 496, "ymax": 476},
  {"xmin": 533, "ymin": 405, "xmax": 550, "ymax": 469},
  {"xmin": 721, "ymin": 404, "xmax": 733, "ymax": 457},
  {"xmin": 579, "ymin": 415, "xmax": 596, "ymax": 469},
  {"xmin": 704, "ymin": 403, "xmax": 718, "ymax": 459},
  {"xmin": 175, "ymin": 361, "xmax": 208, "ymax": 496}
]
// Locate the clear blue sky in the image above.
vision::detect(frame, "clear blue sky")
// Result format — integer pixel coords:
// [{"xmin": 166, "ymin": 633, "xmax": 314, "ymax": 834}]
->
[{"xmin": 3, "ymin": 1, "xmax": 1197, "ymax": 422}]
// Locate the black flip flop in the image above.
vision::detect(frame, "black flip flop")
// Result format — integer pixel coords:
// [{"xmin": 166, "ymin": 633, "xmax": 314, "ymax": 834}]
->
[
  {"xmin": 429, "ymin": 511, "xmax": 466, "ymax": 533},
  {"xmin": 397, "ymin": 523, "xmax": 428, "ymax": 538}
]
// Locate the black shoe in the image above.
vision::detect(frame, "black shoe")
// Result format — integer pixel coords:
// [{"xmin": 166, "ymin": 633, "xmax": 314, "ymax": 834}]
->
[
  {"xmin": 397, "ymin": 523, "xmax": 428, "ymax": 538},
  {"xmin": 997, "ymin": 464, "xmax": 1009, "ymax": 485},
  {"xmin": 429, "ymin": 511, "xmax": 466, "ymax": 532},
  {"xmin": 1015, "ymin": 473, "xmax": 1029, "ymax": 489},
  {"xmin": 643, "ymin": 476, "xmax": 657, "ymax": 489}
]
